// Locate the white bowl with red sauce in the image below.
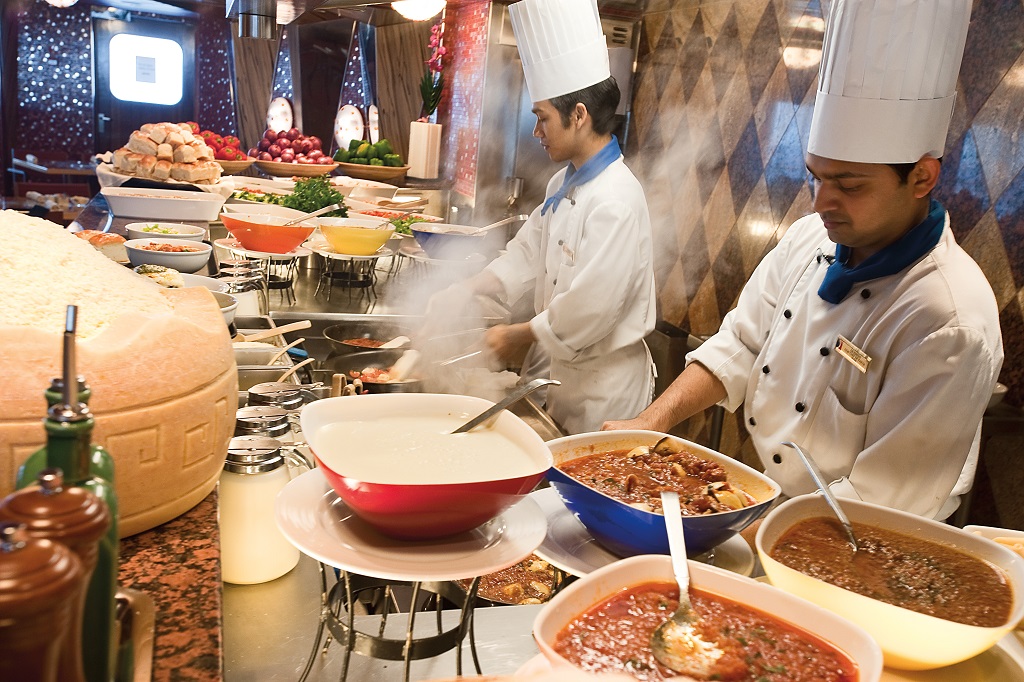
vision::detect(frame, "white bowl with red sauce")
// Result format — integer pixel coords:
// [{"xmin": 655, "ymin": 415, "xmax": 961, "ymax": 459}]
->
[
  {"xmin": 756, "ymin": 494, "xmax": 1024, "ymax": 670},
  {"xmin": 299, "ymin": 393, "xmax": 552, "ymax": 540},
  {"xmin": 534, "ymin": 554, "xmax": 883, "ymax": 681},
  {"xmin": 546, "ymin": 430, "xmax": 781, "ymax": 556}
]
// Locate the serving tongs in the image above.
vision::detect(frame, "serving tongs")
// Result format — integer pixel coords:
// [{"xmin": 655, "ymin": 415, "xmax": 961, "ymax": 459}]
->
[{"xmin": 782, "ymin": 441, "xmax": 859, "ymax": 552}]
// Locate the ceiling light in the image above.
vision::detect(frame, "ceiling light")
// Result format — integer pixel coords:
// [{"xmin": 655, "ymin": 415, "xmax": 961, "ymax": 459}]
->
[
  {"xmin": 44, "ymin": 0, "xmax": 79, "ymax": 7},
  {"xmin": 391, "ymin": 0, "xmax": 445, "ymax": 21}
]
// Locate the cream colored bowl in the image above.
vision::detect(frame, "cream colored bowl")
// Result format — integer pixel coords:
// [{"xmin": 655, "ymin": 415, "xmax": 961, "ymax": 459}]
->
[
  {"xmin": 756, "ymin": 494, "xmax": 1024, "ymax": 670},
  {"xmin": 533, "ymin": 554, "xmax": 883, "ymax": 681}
]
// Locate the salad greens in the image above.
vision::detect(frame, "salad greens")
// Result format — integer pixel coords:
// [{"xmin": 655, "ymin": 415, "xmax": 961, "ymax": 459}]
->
[
  {"xmin": 142, "ymin": 224, "xmax": 177, "ymax": 234},
  {"xmin": 231, "ymin": 177, "xmax": 348, "ymax": 218},
  {"xmin": 390, "ymin": 214, "xmax": 430, "ymax": 235}
]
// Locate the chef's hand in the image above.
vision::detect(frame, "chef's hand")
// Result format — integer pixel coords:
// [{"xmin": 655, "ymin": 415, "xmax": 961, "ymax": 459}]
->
[
  {"xmin": 483, "ymin": 322, "xmax": 535, "ymax": 362},
  {"xmin": 602, "ymin": 414, "xmax": 660, "ymax": 431}
]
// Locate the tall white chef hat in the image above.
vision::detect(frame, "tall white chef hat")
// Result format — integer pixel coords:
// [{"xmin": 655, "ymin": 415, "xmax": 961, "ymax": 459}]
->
[
  {"xmin": 808, "ymin": 0, "xmax": 972, "ymax": 164},
  {"xmin": 509, "ymin": 0, "xmax": 611, "ymax": 103}
]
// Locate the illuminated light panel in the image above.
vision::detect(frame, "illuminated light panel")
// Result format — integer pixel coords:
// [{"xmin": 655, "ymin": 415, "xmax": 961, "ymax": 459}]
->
[{"xmin": 108, "ymin": 33, "xmax": 183, "ymax": 105}]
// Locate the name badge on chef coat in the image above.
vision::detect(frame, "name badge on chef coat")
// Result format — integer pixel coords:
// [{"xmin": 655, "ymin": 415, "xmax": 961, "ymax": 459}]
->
[{"xmin": 835, "ymin": 334, "xmax": 870, "ymax": 373}]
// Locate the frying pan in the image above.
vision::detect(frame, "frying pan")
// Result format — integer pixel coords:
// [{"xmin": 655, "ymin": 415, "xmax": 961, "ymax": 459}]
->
[
  {"xmin": 323, "ymin": 320, "xmax": 412, "ymax": 356},
  {"xmin": 320, "ymin": 349, "xmax": 422, "ymax": 393}
]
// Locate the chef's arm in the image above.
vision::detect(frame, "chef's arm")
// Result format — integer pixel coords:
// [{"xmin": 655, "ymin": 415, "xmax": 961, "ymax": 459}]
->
[{"xmin": 603, "ymin": 362, "xmax": 726, "ymax": 432}]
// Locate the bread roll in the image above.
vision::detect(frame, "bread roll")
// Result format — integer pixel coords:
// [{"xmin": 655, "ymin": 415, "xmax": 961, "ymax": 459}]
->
[
  {"xmin": 152, "ymin": 159, "xmax": 172, "ymax": 180},
  {"xmin": 156, "ymin": 143, "xmax": 173, "ymax": 161},
  {"xmin": 148, "ymin": 126, "xmax": 168, "ymax": 145},
  {"xmin": 173, "ymin": 145, "xmax": 197, "ymax": 164},
  {"xmin": 0, "ymin": 211, "xmax": 236, "ymax": 536},
  {"xmin": 127, "ymin": 131, "xmax": 158, "ymax": 156}
]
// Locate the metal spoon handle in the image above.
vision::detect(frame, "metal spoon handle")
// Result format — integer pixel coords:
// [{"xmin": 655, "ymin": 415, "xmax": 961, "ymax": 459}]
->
[
  {"xmin": 283, "ymin": 203, "xmax": 343, "ymax": 226},
  {"xmin": 782, "ymin": 441, "xmax": 859, "ymax": 551},
  {"xmin": 451, "ymin": 378, "xmax": 559, "ymax": 433},
  {"xmin": 661, "ymin": 491, "xmax": 690, "ymax": 593}
]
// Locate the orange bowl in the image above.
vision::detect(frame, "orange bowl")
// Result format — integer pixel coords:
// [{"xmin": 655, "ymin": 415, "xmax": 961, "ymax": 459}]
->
[{"xmin": 219, "ymin": 212, "xmax": 315, "ymax": 254}]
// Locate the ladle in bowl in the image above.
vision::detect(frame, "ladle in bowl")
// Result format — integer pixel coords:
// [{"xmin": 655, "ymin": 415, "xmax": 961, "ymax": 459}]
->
[
  {"xmin": 650, "ymin": 490, "xmax": 725, "ymax": 678},
  {"xmin": 452, "ymin": 378, "xmax": 559, "ymax": 434},
  {"xmin": 782, "ymin": 441, "xmax": 859, "ymax": 552}
]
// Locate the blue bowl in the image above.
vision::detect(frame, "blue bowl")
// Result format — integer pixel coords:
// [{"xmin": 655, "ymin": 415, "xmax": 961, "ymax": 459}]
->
[
  {"xmin": 546, "ymin": 430, "xmax": 781, "ymax": 557},
  {"xmin": 411, "ymin": 224, "xmax": 486, "ymax": 260}
]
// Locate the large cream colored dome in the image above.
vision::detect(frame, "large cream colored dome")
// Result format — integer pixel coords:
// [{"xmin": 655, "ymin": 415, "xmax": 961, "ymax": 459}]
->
[{"xmin": 0, "ymin": 212, "xmax": 236, "ymax": 536}]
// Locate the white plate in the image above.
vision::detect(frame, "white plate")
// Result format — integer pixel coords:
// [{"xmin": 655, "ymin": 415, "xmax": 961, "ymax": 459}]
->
[
  {"xmin": 274, "ymin": 469, "xmax": 548, "ymax": 581},
  {"xmin": 230, "ymin": 177, "xmax": 294, "ymax": 194},
  {"xmin": 266, "ymin": 97, "xmax": 294, "ymax": 134},
  {"xmin": 334, "ymin": 104, "xmax": 365, "ymax": 152},
  {"xmin": 180, "ymin": 273, "xmax": 228, "ymax": 292},
  {"xmin": 530, "ymin": 488, "xmax": 755, "ymax": 578},
  {"xmin": 101, "ymin": 186, "xmax": 226, "ymax": 221},
  {"xmin": 330, "ymin": 177, "xmax": 398, "ymax": 200},
  {"xmin": 367, "ymin": 104, "xmax": 380, "ymax": 144}
]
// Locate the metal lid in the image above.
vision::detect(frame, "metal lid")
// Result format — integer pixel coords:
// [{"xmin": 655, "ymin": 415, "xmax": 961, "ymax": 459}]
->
[
  {"xmin": 235, "ymin": 406, "xmax": 291, "ymax": 437},
  {"xmin": 225, "ymin": 436, "xmax": 286, "ymax": 474},
  {"xmin": 247, "ymin": 382, "xmax": 304, "ymax": 410}
]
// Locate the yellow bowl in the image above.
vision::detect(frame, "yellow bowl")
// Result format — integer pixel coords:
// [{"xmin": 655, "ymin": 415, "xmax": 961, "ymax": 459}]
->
[
  {"xmin": 756, "ymin": 494, "xmax": 1024, "ymax": 670},
  {"xmin": 318, "ymin": 217, "xmax": 394, "ymax": 256}
]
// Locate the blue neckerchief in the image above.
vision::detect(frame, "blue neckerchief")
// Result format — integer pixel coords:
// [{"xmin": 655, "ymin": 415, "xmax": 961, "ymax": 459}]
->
[
  {"xmin": 541, "ymin": 137, "xmax": 621, "ymax": 216},
  {"xmin": 817, "ymin": 199, "xmax": 946, "ymax": 304}
]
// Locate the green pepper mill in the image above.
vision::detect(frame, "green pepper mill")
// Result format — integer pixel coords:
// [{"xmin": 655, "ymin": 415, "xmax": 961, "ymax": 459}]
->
[
  {"xmin": 20, "ymin": 305, "xmax": 119, "ymax": 682},
  {"xmin": 17, "ymin": 375, "xmax": 115, "ymax": 488}
]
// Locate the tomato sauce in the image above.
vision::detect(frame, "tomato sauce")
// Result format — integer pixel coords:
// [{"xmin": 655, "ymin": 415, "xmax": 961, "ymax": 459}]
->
[
  {"xmin": 770, "ymin": 517, "xmax": 1013, "ymax": 627},
  {"xmin": 342, "ymin": 337, "xmax": 385, "ymax": 348},
  {"xmin": 554, "ymin": 581, "xmax": 857, "ymax": 681},
  {"xmin": 557, "ymin": 447, "xmax": 754, "ymax": 515}
]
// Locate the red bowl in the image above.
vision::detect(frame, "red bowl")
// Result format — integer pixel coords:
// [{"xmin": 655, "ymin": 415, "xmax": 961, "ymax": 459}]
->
[
  {"xmin": 220, "ymin": 212, "xmax": 315, "ymax": 254},
  {"xmin": 300, "ymin": 393, "xmax": 552, "ymax": 539}
]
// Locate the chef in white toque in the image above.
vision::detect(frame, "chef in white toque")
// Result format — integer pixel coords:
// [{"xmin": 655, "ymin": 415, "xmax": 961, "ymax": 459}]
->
[
  {"xmin": 437, "ymin": 0, "xmax": 657, "ymax": 435},
  {"xmin": 607, "ymin": 0, "xmax": 1002, "ymax": 521}
]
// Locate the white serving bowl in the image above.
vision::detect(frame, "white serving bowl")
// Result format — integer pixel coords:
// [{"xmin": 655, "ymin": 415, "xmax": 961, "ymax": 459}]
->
[
  {"xmin": 179, "ymin": 273, "xmax": 228, "ymax": 292},
  {"xmin": 534, "ymin": 554, "xmax": 883, "ymax": 681},
  {"xmin": 330, "ymin": 176, "xmax": 398, "ymax": 199},
  {"xmin": 125, "ymin": 222, "xmax": 206, "ymax": 241},
  {"xmin": 756, "ymin": 494, "xmax": 1024, "ymax": 670},
  {"xmin": 211, "ymin": 291, "xmax": 238, "ymax": 325},
  {"xmin": 124, "ymin": 238, "xmax": 212, "ymax": 274}
]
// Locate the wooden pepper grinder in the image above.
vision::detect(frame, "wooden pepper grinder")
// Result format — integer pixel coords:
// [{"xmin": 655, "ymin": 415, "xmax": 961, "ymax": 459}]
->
[
  {"xmin": 0, "ymin": 521, "xmax": 84, "ymax": 682},
  {"xmin": 0, "ymin": 469, "xmax": 111, "ymax": 682}
]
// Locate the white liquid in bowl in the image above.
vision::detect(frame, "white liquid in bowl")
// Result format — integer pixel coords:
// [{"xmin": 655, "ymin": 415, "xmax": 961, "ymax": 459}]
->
[{"xmin": 314, "ymin": 415, "xmax": 539, "ymax": 484}]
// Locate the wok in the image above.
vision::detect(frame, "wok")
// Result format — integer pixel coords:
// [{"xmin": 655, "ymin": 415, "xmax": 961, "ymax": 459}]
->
[
  {"xmin": 321, "ymin": 349, "xmax": 422, "ymax": 394},
  {"xmin": 323, "ymin": 320, "xmax": 412, "ymax": 356}
]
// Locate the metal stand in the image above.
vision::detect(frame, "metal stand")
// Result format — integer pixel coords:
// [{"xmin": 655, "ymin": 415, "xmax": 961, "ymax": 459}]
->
[{"xmin": 299, "ymin": 565, "xmax": 483, "ymax": 682}]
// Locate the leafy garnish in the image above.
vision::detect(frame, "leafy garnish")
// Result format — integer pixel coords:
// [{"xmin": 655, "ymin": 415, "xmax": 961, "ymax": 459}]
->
[{"xmin": 281, "ymin": 177, "xmax": 347, "ymax": 217}]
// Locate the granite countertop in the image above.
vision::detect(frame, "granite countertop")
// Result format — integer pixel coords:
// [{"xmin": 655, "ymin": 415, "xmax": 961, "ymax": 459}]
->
[{"xmin": 119, "ymin": 490, "xmax": 223, "ymax": 681}]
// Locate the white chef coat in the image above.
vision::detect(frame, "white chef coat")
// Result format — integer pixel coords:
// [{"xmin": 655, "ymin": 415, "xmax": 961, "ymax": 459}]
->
[
  {"xmin": 689, "ymin": 211, "xmax": 1003, "ymax": 519},
  {"xmin": 485, "ymin": 156, "xmax": 657, "ymax": 434}
]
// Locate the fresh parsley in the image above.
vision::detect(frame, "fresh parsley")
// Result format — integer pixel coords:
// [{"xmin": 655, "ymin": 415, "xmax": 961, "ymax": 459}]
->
[{"xmin": 281, "ymin": 177, "xmax": 347, "ymax": 217}]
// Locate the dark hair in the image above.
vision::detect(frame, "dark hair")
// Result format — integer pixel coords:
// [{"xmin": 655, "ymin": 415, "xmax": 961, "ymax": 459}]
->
[
  {"xmin": 548, "ymin": 76, "xmax": 620, "ymax": 136},
  {"xmin": 888, "ymin": 158, "xmax": 942, "ymax": 185}
]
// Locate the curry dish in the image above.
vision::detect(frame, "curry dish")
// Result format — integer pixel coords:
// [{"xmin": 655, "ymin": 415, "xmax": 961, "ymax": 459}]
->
[
  {"xmin": 554, "ymin": 580, "xmax": 857, "ymax": 681},
  {"xmin": 770, "ymin": 517, "xmax": 1013, "ymax": 628},
  {"xmin": 459, "ymin": 554, "xmax": 558, "ymax": 605},
  {"xmin": 557, "ymin": 441, "xmax": 755, "ymax": 515}
]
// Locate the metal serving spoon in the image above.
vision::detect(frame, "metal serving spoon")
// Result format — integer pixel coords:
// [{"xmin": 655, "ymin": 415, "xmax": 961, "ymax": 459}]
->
[
  {"xmin": 282, "ymin": 203, "xmax": 344, "ymax": 226},
  {"xmin": 452, "ymin": 378, "xmax": 559, "ymax": 434},
  {"xmin": 782, "ymin": 441, "xmax": 859, "ymax": 551},
  {"xmin": 650, "ymin": 491, "xmax": 725, "ymax": 678}
]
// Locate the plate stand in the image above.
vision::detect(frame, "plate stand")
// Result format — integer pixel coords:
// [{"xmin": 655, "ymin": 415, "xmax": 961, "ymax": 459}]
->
[{"xmin": 299, "ymin": 562, "xmax": 483, "ymax": 682}]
